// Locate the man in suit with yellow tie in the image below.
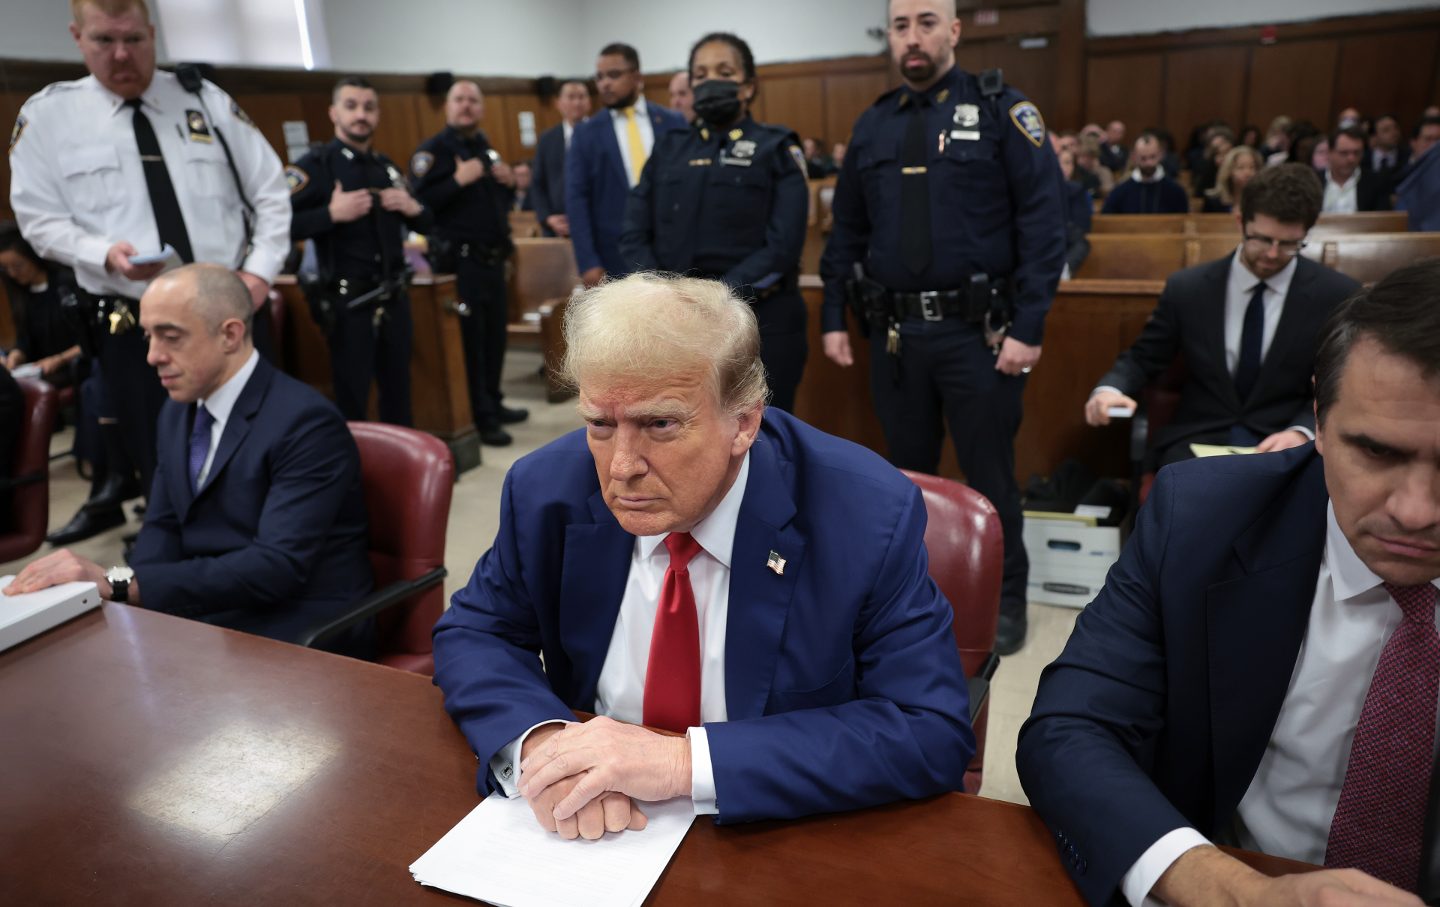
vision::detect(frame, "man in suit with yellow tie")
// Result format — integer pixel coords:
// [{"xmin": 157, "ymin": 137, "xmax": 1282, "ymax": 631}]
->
[{"xmin": 564, "ymin": 42, "xmax": 686, "ymax": 288}]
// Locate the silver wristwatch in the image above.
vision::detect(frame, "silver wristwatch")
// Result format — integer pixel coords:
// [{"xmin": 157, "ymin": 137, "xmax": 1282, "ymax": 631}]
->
[{"xmin": 105, "ymin": 566, "xmax": 134, "ymax": 603}]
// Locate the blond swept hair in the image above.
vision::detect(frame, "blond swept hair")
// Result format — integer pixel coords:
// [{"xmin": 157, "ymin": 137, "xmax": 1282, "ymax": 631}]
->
[
  {"xmin": 560, "ymin": 273, "xmax": 769, "ymax": 417},
  {"xmin": 72, "ymin": 0, "xmax": 150, "ymax": 24}
]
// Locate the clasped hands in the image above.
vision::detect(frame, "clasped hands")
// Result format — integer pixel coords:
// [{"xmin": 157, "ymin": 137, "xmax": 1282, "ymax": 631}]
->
[{"xmin": 516, "ymin": 716, "xmax": 691, "ymax": 841}]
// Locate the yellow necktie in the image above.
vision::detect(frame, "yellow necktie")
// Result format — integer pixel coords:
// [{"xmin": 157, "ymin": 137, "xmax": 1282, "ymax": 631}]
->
[{"xmin": 623, "ymin": 106, "xmax": 647, "ymax": 185}]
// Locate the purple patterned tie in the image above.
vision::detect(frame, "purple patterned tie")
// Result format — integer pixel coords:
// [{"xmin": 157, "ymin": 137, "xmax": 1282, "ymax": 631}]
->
[
  {"xmin": 1325, "ymin": 581, "xmax": 1440, "ymax": 891},
  {"xmin": 187, "ymin": 403, "xmax": 214, "ymax": 492}
]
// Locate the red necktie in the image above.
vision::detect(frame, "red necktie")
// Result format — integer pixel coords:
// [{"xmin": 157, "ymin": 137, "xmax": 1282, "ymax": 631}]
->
[
  {"xmin": 643, "ymin": 532, "xmax": 702, "ymax": 733},
  {"xmin": 1325, "ymin": 581, "xmax": 1440, "ymax": 891}
]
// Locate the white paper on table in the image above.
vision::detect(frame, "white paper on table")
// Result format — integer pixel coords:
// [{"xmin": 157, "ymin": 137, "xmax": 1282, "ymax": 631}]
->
[
  {"xmin": 0, "ymin": 577, "xmax": 101, "ymax": 652},
  {"xmin": 410, "ymin": 792, "xmax": 695, "ymax": 907}
]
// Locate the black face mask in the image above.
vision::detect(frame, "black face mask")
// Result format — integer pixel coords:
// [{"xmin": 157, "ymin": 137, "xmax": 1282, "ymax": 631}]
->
[{"xmin": 692, "ymin": 79, "xmax": 744, "ymax": 126}]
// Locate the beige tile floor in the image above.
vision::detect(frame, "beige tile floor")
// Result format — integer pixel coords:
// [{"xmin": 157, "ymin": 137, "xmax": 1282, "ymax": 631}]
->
[{"xmin": 1, "ymin": 348, "xmax": 1080, "ymax": 805}]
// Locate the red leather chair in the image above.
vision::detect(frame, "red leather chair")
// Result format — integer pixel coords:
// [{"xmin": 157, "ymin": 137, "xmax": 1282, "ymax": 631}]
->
[
  {"xmin": 300, "ymin": 422, "xmax": 454, "ymax": 674},
  {"xmin": 901, "ymin": 470, "xmax": 1003, "ymax": 795},
  {"xmin": 0, "ymin": 377, "xmax": 57, "ymax": 563}
]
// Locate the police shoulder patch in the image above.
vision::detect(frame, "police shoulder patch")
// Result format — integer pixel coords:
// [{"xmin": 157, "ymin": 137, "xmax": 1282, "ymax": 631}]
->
[
  {"xmin": 411, "ymin": 151, "xmax": 434, "ymax": 178},
  {"xmin": 284, "ymin": 164, "xmax": 309, "ymax": 194},
  {"xmin": 230, "ymin": 99, "xmax": 255, "ymax": 128},
  {"xmin": 8, "ymin": 114, "xmax": 25, "ymax": 155},
  {"xmin": 788, "ymin": 144, "xmax": 808, "ymax": 176},
  {"xmin": 1009, "ymin": 101, "xmax": 1046, "ymax": 148}
]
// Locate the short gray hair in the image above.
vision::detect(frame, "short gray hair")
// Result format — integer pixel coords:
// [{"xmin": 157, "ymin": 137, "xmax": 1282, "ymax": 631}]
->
[
  {"xmin": 560, "ymin": 273, "xmax": 768, "ymax": 416},
  {"xmin": 157, "ymin": 263, "xmax": 253, "ymax": 339}
]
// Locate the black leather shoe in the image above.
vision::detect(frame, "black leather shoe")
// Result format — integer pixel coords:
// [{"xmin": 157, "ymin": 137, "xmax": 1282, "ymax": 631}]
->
[
  {"xmin": 46, "ymin": 506, "xmax": 126, "ymax": 546},
  {"xmin": 497, "ymin": 405, "xmax": 530, "ymax": 425},
  {"xmin": 479, "ymin": 424, "xmax": 514, "ymax": 446},
  {"xmin": 995, "ymin": 613, "xmax": 1028, "ymax": 656}
]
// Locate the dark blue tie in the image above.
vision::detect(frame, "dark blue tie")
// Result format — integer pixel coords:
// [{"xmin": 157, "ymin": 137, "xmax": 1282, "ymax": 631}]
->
[
  {"xmin": 188, "ymin": 403, "xmax": 215, "ymax": 492},
  {"xmin": 1234, "ymin": 282, "xmax": 1268, "ymax": 402}
]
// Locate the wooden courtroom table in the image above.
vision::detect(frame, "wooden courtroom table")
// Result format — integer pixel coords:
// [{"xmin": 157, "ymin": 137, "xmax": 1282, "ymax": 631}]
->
[{"xmin": 0, "ymin": 606, "xmax": 1309, "ymax": 906}]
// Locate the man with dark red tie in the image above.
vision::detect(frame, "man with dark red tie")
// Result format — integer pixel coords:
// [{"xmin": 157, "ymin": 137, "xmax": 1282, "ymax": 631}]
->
[
  {"xmin": 1018, "ymin": 262, "xmax": 1440, "ymax": 906},
  {"xmin": 433, "ymin": 272, "xmax": 973, "ymax": 840}
]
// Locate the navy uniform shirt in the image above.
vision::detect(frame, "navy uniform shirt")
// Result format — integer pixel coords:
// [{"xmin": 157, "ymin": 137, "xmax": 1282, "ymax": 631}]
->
[
  {"xmin": 820, "ymin": 66, "xmax": 1066, "ymax": 344},
  {"xmin": 409, "ymin": 126, "xmax": 510, "ymax": 247},
  {"xmin": 288, "ymin": 138, "xmax": 432, "ymax": 283},
  {"xmin": 621, "ymin": 116, "xmax": 809, "ymax": 294}
]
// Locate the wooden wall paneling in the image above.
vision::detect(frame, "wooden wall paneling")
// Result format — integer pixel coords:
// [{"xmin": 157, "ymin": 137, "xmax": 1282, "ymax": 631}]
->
[
  {"xmin": 1053, "ymin": 0, "xmax": 1086, "ymax": 130},
  {"xmin": 498, "ymin": 92, "xmax": 557, "ymax": 163},
  {"xmin": 1161, "ymin": 45, "xmax": 1249, "ymax": 151},
  {"xmin": 371, "ymin": 92, "xmax": 423, "ymax": 171},
  {"xmin": 1245, "ymin": 40, "xmax": 1338, "ymax": 134},
  {"xmin": 754, "ymin": 76, "xmax": 826, "ymax": 143},
  {"xmin": 413, "ymin": 91, "xmax": 447, "ymax": 146},
  {"xmin": 823, "ymin": 69, "xmax": 894, "ymax": 145},
  {"xmin": 1334, "ymin": 30, "xmax": 1440, "ymax": 124},
  {"xmin": 298, "ymin": 91, "xmax": 336, "ymax": 155},
  {"xmin": 230, "ymin": 92, "xmax": 307, "ymax": 163},
  {"xmin": 0, "ymin": 89, "xmax": 24, "ymax": 221},
  {"xmin": 969, "ymin": 39, "xmax": 1060, "ymax": 127},
  {"xmin": 1085, "ymin": 53, "xmax": 1163, "ymax": 133}
]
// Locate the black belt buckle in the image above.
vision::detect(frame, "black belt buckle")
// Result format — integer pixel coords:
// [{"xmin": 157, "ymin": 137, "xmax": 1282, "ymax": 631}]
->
[{"xmin": 918, "ymin": 290, "xmax": 944, "ymax": 322}]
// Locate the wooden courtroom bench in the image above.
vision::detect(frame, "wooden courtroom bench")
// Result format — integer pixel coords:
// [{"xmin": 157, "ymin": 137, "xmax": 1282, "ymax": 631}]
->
[
  {"xmin": 508, "ymin": 210, "xmax": 541, "ymax": 239},
  {"xmin": 1073, "ymin": 234, "xmax": 1196, "ymax": 280},
  {"xmin": 1322, "ymin": 232, "xmax": 1440, "ymax": 284},
  {"xmin": 507, "ymin": 237, "xmax": 578, "ymax": 401},
  {"xmin": 1091, "ymin": 211, "xmax": 1410, "ymax": 236}
]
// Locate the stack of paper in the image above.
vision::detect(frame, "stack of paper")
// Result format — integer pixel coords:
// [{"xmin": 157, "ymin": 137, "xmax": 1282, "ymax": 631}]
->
[
  {"xmin": 0, "ymin": 577, "xmax": 101, "ymax": 652},
  {"xmin": 411, "ymin": 793, "xmax": 695, "ymax": 907}
]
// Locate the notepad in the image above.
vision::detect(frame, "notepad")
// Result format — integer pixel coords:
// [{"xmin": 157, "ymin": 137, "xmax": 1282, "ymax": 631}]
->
[
  {"xmin": 0, "ymin": 577, "xmax": 102, "ymax": 652},
  {"xmin": 410, "ymin": 792, "xmax": 695, "ymax": 907},
  {"xmin": 1190, "ymin": 443, "xmax": 1259, "ymax": 458}
]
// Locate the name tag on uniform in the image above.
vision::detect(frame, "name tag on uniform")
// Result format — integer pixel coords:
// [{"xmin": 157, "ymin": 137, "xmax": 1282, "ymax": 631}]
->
[
  {"xmin": 719, "ymin": 156, "xmax": 753, "ymax": 167},
  {"xmin": 951, "ymin": 129, "xmax": 981, "ymax": 141},
  {"xmin": 689, "ymin": 158, "xmax": 712, "ymax": 166}
]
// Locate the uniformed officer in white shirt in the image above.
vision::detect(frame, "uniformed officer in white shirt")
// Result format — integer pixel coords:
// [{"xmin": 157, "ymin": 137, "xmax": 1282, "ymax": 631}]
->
[{"xmin": 9, "ymin": 0, "xmax": 289, "ymax": 498}]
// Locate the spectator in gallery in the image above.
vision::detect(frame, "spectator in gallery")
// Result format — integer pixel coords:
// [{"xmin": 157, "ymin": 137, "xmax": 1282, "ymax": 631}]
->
[
  {"xmin": 1192, "ymin": 127, "xmax": 1235, "ymax": 198},
  {"xmin": 1101, "ymin": 132, "xmax": 1189, "ymax": 214},
  {"xmin": 801, "ymin": 136, "xmax": 836, "ymax": 178},
  {"xmin": 1202, "ymin": 145, "xmax": 1264, "ymax": 214},
  {"xmin": 1057, "ymin": 149, "xmax": 1092, "ymax": 277},
  {"xmin": 1320, "ymin": 126, "xmax": 1391, "ymax": 213},
  {"xmin": 668, "ymin": 70, "xmax": 694, "ymax": 123},
  {"xmin": 1262, "ymin": 115, "xmax": 1293, "ymax": 166},
  {"xmin": 1100, "ymin": 119, "xmax": 1128, "ymax": 172},
  {"xmin": 1364, "ymin": 113, "xmax": 1409, "ymax": 180}
]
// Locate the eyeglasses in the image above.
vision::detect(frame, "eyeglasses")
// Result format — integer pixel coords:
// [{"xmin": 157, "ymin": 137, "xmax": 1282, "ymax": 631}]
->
[
  {"xmin": 1242, "ymin": 233, "xmax": 1308, "ymax": 256},
  {"xmin": 595, "ymin": 68, "xmax": 636, "ymax": 82}
]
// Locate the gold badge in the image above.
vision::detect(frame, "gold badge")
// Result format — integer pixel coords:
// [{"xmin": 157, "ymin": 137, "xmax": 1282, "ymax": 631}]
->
[
  {"xmin": 186, "ymin": 109, "xmax": 213, "ymax": 143},
  {"xmin": 728, "ymin": 128, "xmax": 743, "ymax": 141},
  {"xmin": 730, "ymin": 139, "xmax": 756, "ymax": 159}
]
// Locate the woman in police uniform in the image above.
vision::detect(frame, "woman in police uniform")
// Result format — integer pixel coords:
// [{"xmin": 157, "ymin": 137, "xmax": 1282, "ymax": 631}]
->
[{"xmin": 621, "ymin": 32, "xmax": 810, "ymax": 412}]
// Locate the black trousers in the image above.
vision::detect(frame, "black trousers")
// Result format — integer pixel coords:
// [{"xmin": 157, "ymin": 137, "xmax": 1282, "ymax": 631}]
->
[
  {"xmin": 328, "ymin": 292, "xmax": 413, "ymax": 427},
  {"xmin": 99, "ymin": 324, "xmax": 167, "ymax": 496},
  {"xmin": 868, "ymin": 317, "xmax": 1029, "ymax": 619},
  {"xmin": 755, "ymin": 287, "xmax": 808, "ymax": 414},
  {"xmin": 453, "ymin": 256, "xmax": 510, "ymax": 429}
]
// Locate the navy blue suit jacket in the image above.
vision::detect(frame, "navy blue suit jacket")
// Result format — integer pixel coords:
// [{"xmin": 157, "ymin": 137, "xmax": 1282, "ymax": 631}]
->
[
  {"xmin": 564, "ymin": 103, "xmax": 686, "ymax": 275},
  {"xmin": 1017, "ymin": 446, "xmax": 1330, "ymax": 905},
  {"xmin": 433, "ymin": 407, "xmax": 973, "ymax": 823},
  {"xmin": 130, "ymin": 356, "xmax": 374, "ymax": 647},
  {"xmin": 531, "ymin": 123, "xmax": 566, "ymax": 236}
]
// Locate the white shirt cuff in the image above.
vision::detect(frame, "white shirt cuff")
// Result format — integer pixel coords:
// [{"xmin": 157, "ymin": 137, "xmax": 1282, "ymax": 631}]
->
[
  {"xmin": 1121, "ymin": 827, "xmax": 1212, "ymax": 907},
  {"xmin": 239, "ymin": 249, "xmax": 285, "ymax": 285},
  {"xmin": 488, "ymin": 719, "xmax": 570, "ymax": 798},
  {"xmin": 76, "ymin": 234, "xmax": 112, "ymax": 275},
  {"xmin": 1286, "ymin": 425, "xmax": 1315, "ymax": 441},
  {"xmin": 687, "ymin": 726, "xmax": 718, "ymax": 816},
  {"xmin": 1092, "ymin": 385, "xmax": 1124, "ymax": 397}
]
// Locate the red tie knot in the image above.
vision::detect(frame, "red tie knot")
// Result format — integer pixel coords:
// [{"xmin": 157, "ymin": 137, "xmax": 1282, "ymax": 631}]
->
[
  {"xmin": 664, "ymin": 532, "xmax": 702, "ymax": 572},
  {"xmin": 1384, "ymin": 581, "xmax": 1439, "ymax": 624}
]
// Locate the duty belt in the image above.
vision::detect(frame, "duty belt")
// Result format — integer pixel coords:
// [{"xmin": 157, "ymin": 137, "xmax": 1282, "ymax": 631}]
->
[
  {"xmin": 455, "ymin": 241, "xmax": 509, "ymax": 266},
  {"xmin": 89, "ymin": 294, "xmax": 142, "ymax": 335},
  {"xmin": 888, "ymin": 289, "xmax": 986, "ymax": 323}
]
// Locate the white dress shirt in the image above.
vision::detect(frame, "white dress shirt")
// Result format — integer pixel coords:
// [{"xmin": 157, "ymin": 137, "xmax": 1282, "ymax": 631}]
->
[
  {"xmin": 1322, "ymin": 169, "xmax": 1360, "ymax": 214},
  {"xmin": 563, "ymin": 121, "xmax": 574, "ymax": 151},
  {"xmin": 608, "ymin": 97, "xmax": 655, "ymax": 188},
  {"xmin": 1121, "ymin": 505, "xmax": 1440, "ymax": 906},
  {"xmin": 10, "ymin": 71, "xmax": 291, "ymax": 299},
  {"xmin": 1129, "ymin": 165, "xmax": 1168, "ymax": 184},
  {"xmin": 193, "ymin": 350, "xmax": 260, "ymax": 489},
  {"xmin": 491, "ymin": 453, "xmax": 752, "ymax": 816}
]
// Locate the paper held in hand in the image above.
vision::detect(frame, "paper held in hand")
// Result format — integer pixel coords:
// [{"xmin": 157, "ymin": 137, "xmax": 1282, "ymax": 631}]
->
[{"xmin": 410, "ymin": 792, "xmax": 695, "ymax": 907}]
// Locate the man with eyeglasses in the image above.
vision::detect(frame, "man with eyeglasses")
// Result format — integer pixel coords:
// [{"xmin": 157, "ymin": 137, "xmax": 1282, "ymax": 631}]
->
[
  {"xmin": 564, "ymin": 42, "xmax": 686, "ymax": 288},
  {"xmin": 1084, "ymin": 163, "xmax": 1360, "ymax": 469}
]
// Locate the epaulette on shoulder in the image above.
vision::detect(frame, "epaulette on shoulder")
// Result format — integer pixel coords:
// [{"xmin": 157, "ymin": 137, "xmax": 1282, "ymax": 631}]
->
[{"xmin": 979, "ymin": 68, "xmax": 1005, "ymax": 99}]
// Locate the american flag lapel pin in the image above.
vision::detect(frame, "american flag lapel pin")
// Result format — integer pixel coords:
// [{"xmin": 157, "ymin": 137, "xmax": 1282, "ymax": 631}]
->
[{"xmin": 766, "ymin": 550, "xmax": 786, "ymax": 575}]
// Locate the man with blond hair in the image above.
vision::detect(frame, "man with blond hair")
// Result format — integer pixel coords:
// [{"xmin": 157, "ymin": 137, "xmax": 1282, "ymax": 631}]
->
[
  {"xmin": 433, "ymin": 272, "xmax": 972, "ymax": 840},
  {"xmin": 10, "ymin": 0, "xmax": 290, "ymax": 516}
]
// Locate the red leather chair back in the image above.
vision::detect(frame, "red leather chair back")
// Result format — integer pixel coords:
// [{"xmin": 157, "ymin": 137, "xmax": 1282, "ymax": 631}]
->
[
  {"xmin": 901, "ymin": 470, "xmax": 1003, "ymax": 794},
  {"xmin": 1138, "ymin": 354, "xmax": 1189, "ymax": 503},
  {"xmin": 0, "ymin": 377, "xmax": 57, "ymax": 563},
  {"xmin": 349, "ymin": 422, "xmax": 454, "ymax": 674}
]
